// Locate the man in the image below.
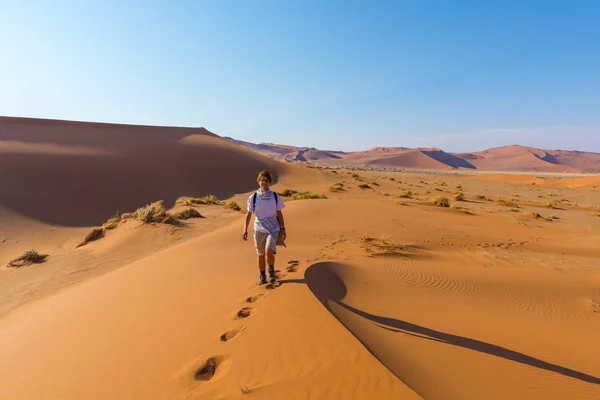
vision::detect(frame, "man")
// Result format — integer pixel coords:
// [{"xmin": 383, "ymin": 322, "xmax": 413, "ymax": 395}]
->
[{"xmin": 242, "ymin": 170, "xmax": 287, "ymax": 285}]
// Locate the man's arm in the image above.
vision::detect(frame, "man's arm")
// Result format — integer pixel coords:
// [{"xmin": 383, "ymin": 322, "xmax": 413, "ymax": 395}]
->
[
  {"xmin": 276, "ymin": 210, "xmax": 286, "ymax": 240},
  {"xmin": 242, "ymin": 211, "xmax": 252, "ymax": 240}
]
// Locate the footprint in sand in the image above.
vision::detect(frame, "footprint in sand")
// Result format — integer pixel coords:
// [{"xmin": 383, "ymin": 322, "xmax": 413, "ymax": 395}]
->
[
  {"xmin": 236, "ymin": 307, "xmax": 253, "ymax": 319},
  {"xmin": 220, "ymin": 326, "xmax": 246, "ymax": 342},
  {"xmin": 287, "ymin": 260, "xmax": 300, "ymax": 272},
  {"xmin": 266, "ymin": 282, "xmax": 281, "ymax": 290},
  {"xmin": 246, "ymin": 293, "xmax": 265, "ymax": 303},
  {"xmin": 194, "ymin": 356, "xmax": 229, "ymax": 381}
]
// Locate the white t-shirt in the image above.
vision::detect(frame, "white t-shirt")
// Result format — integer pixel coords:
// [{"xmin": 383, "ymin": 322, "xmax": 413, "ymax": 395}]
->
[{"xmin": 247, "ymin": 191, "xmax": 286, "ymax": 234}]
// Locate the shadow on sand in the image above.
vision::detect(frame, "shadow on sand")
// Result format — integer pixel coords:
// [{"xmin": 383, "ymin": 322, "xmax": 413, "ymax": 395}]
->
[{"xmin": 302, "ymin": 262, "xmax": 600, "ymax": 386}]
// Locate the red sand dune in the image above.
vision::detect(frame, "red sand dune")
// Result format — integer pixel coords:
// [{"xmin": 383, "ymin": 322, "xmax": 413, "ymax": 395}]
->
[
  {"xmin": 227, "ymin": 139, "xmax": 600, "ymax": 173},
  {"xmin": 0, "ymin": 117, "xmax": 285, "ymax": 226}
]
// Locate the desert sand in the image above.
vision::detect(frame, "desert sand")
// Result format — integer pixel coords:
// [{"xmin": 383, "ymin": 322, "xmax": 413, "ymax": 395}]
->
[{"xmin": 1, "ymin": 118, "xmax": 600, "ymax": 399}]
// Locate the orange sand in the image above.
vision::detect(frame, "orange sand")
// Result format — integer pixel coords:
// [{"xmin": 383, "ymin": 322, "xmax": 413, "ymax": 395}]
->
[{"xmin": 1, "ymin": 118, "xmax": 600, "ymax": 400}]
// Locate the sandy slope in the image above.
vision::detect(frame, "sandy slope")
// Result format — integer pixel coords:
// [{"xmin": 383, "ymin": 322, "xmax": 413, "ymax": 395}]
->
[{"xmin": 1, "ymin": 120, "xmax": 600, "ymax": 399}]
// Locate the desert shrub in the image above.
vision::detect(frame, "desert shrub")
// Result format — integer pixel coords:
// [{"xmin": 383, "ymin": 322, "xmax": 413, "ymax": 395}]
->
[
  {"xmin": 7, "ymin": 250, "xmax": 48, "ymax": 267},
  {"xmin": 102, "ymin": 213, "xmax": 121, "ymax": 230},
  {"xmin": 172, "ymin": 208, "xmax": 203, "ymax": 220},
  {"xmin": 432, "ymin": 196, "xmax": 450, "ymax": 207},
  {"xmin": 279, "ymin": 189, "xmax": 298, "ymax": 197},
  {"xmin": 494, "ymin": 198, "xmax": 519, "ymax": 208},
  {"xmin": 450, "ymin": 204, "xmax": 472, "ymax": 215},
  {"xmin": 398, "ymin": 191, "xmax": 413, "ymax": 199},
  {"xmin": 328, "ymin": 183, "xmax": 345, "ymax": 192},
  {"xmin": 358, "ymin": 184, "xmax": 372, "ymax": 189},
  {"xmin": 75, "ymin": 227, "xmax": 105, "ymax": 248},
  {"xmin": 287, "ymin": 192, "xmax": 327, "ymax": 200},
  {"xmin": 359, "ymin": 235, "xmax": 408, "ymax": 257},
  {"xmin": 178, "ymin": 195, "xmax": 220, "ymax": 206},
  {"xmin": 224, "ymin": 201, "xmax": 242, "ymax": 211},
  {"xmin": 454, "ymin": 192, "xmax": 465, "ymax": 201},
  {"xmin": 135, "ymin": 200, "xmax": 168, "ymax": 223},
  {"xmin": 543, "ymin": 201, "xmax": 558, "ymax": 209}
]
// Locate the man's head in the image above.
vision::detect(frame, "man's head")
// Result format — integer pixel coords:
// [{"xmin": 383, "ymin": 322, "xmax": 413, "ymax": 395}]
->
[{"xmin": 257, "ymin": 170, "xmax": 273, "ymax": 190}]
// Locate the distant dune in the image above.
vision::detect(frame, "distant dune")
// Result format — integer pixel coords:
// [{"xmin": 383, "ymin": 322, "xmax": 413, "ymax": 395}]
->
[
  {"xmin": 226, "ymin": 138, "xmax": 600, "ymax": 173},
  {"xmin": 0, "ymin": 117, "xmax": 285, "ymax": 226}
]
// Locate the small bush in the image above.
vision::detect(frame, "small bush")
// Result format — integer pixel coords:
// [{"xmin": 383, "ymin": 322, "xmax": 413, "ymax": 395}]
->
[
  {"xmin": 476, "ymin": 195, "xmax": 487, "ymax": 200},
  {"xmin": 454, "ymin": 192, "xmax": 465, "ymax": 201},
  {"xmin": 75, "ymin": 227, "xmax": 105, "ymax": 248},
  {"xmin": 287, "ymin": 192, "xmax": 327, "ymax": 200},
  {"xmin": 543, "ymin": 201, "xmax": 558, "ymax": 209},
  {"xmin": 135, "ymin": 200, "xmax": 168, "ymax": 223},
  {"xmin": 224, "ymin": 201, "xmax": 242, "ymax": 211},
  {"xmin": 279, "ymin": 189, "xmax": 298, "ymax": 197},
  {"xmin": 102, "ymin": 213, "xmax": 121, "ymax": 230},
  {"xmin": 178, "ymin": 195, "xmax": 220, "ymax": 206},
  {"xmin": 328, "ymin": 183, "xmax": 345, "ymax": 192},
  {"xmin": 494, "ymin": 199, "xmax": 519, "ymax": 208},
  {"xmin": 451, "ymin": 204, "xmax": 472, "ymax": 215},
  {"xmin": 389, "ymin": 178, "xmax": 396, "ymax": 181},
  {"xmin": 398, "ymin": 191, "xmax": 413, "ymax": 199},
  {"xmin": 351, "ymin": 173, "xmax": 360, "ymax": 179},
  {"xmin": 172, "ymin": 208, "xmax": 204, "ymax": 220},
  {"xmin": 358, "ymin": 184, "xmax": 372, "ymax": 189},
  {"xmin": 432, "ymin": 196, "xmax": 450, "ymax": 207},
  {"xmin": 394, "ymin": 199, "xmax": 407, "ymax": 205},
  {"xmin": 7, "ymin": 250, "xmax": 48, "ymax": 267}
]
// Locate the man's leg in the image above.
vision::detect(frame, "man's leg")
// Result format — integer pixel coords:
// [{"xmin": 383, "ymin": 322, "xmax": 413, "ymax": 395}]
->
[
  {"xmin": 258, "ymin": 254, "xmax": 266, "ymax": 271},
  {"xmin": 254, "ymin": 231, "xmax": 268, "ymax": 285}
]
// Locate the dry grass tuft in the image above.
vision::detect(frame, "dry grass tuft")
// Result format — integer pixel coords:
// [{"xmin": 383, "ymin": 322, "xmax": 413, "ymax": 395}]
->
[
  {"xmin": 135, "ymin": 201, "xmax": 168, "ymax": 222},
  {"xmin": 542, "ymin": 201, "xmax": 558, "ymax": 209},
  {"xmin": 178, "ymin": 195, "xmax": 221, "ymax": 206},
  {"xmin": 432, "ymin": 196, "xmax": 450, "ymax": 207},
  {"xmin": 7, "ymin": 250, "xmax": 48, "ymax": 267},
  {"xmin": 359, "ymin": 235, "xmax": 408, "ymax": 257},
  {"xmin": 494, "ymin": 198, "xmax": 519, "ymax": 208},
  {"xmin": 454, "ymin": 192, "xmax": 465, "ymax": 201},
  {"xmin": 224, "ymin": 201, "xmax": 242, "ymax": 211},
  {"xmin": 328, "ymin": 183, "xmax": 345, "ymax": 192},
  {"xmin": 450, "ymin": 204, "xmax": 473, "ymax": 215},
  {"xmin": 172, "ymin": 208, "xmax": 204, "ymax": 220},
  {"xmin": 358, "ymin": 183, "xmax": 372, "ymax": 189},
  {"xmin": 75, "ymin": 227, "xmax": 105, "ymax": 248},
  {"xmin": 394, "ymin": 199, "xmax": 407, "ymax": 205},
  {"xmin": 371, "ymin": 182, "xmax": 380, "ymax": 186},
  {"xmin": 102, "ymin": 213, "xmax": 121, "ymax": 230},
  {"xmin": 286, "ymin": 192, "xmax": 327, "ymax": 200},
  {"xmin": 398, "ymin": 190, "xmax": 413, "ymax": 199},
  {"xmin": 279, "ymin": 189, "xmax": 298, "ymax": 197}
]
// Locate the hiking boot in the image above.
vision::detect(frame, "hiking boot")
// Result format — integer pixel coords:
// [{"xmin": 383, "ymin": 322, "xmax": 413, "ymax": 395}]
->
[
  {"xmin": 257, "ymin": 272, "xmax": 267, "ymax": 286},
  {"xmin": 268, "ymin": 267, "xmax": 276, "ymax": 283}
]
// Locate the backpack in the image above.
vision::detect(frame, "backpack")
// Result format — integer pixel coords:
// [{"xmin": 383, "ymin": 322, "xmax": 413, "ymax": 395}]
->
[{"xmin": 252, "ymin": 191, "xmax": 278, "ymax": 212}]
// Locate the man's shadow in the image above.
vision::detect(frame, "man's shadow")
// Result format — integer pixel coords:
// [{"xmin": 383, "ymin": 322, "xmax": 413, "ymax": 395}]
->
[{"xmin": 285, "ymin": 262, "xmax": 600, "ymax": 385}]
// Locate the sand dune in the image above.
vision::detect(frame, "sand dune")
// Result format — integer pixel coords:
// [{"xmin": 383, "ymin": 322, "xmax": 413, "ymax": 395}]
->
[
  {"xmin": 227, "ymin": 138, "xmax": 600, "ymax": 173},
  {"xmin": 0, "ymin": 117, "xmax": 285, "ymax": 227},
  {"xmin": 2, "ymin": 118, "xmax": 600, "ymax": 399}
]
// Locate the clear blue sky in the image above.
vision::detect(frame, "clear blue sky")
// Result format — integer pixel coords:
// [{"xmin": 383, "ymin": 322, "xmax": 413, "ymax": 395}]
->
[{"xmin": 1, "ymin": 0, "xmax": 599, "ymax": 152}]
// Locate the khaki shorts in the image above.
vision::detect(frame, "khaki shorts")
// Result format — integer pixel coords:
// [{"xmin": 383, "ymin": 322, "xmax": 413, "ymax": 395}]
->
[{"xmin": 254, "ymin": 230, "xmax": 277, "ymax": 256}]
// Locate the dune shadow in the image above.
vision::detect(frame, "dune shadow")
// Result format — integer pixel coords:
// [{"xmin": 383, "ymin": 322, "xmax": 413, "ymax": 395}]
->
[
  {"xmin": 304, "ymin": 262, "xmax": 600, "ymax": 385},
  {"xmin": 0, "ymin": 118, "xmax": 280, "ymax": 226}
]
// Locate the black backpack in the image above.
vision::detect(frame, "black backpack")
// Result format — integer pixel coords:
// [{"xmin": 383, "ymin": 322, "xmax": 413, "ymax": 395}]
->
[{"xmin": 252, "ymin": 191, "xmax": 279, "ymax": 211}]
